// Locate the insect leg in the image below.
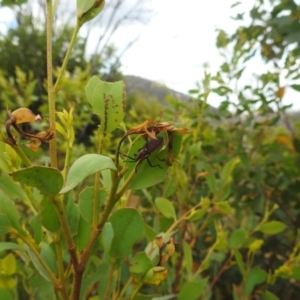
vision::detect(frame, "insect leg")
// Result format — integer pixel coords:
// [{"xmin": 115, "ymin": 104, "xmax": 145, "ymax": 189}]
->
[{"xmin": 146, "ymin": 157, "xmax": 162, "ymax": 169}]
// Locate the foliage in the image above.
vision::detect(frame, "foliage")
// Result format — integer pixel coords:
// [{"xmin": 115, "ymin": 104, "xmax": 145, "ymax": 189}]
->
[{"xmin": 0, "ymin": 0, "xmax": 300, "ymax": 300}]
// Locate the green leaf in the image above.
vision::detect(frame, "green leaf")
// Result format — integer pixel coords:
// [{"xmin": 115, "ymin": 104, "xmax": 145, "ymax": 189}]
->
[
  {"xmin": 182, "ymin": 241, "xmax": 192, "ymax": 274},
  {"xmin": 245, "ymin": 267, "xmax": 267, "ymax": 296},
  {"xmin": 29, "ymin": 273, "xmax": 55, "ymax": 299},
  {"xmin": 292, "ymin": 266, "xmax": 300, "ymax": 280},
  {"xmin": 178, "ymin": 280, "xmax": 207, "ymax": 300},
  {"xmin": 0, "ymin": 214, "xmax": 11, "ymax": 235},
  {"xmin": 40, "ymin": 242, "xmax": 57, "ymax": 274},
  {"xmin": 216, "ymin": 202, "xmax": 232, "ymax": 214},
  {"xmin": 1, "ymin": 253, "xmax": 16, "ymax": 275},
  {"xmin": 40, "ymin": 197, "xmax": 60, "ymax": 232},
  {"xmin": 290, "ymin": 84, "xmax": 300, "ymax": 92},
  {"xmin": 259, "ymin": 221, "xmax": 287, "ymax": 235},
  {"xmin": 27, "ymin": 247, "xmax": 51, "ymax": 282},
  {"xmin": 129, "ymin": 252, "xmax": 153, "ymax": 283},
  {"xmin": 85, "ymin": 75, "xmax": 100, "ymax": 105},
  {"xmin": 66, "ymin": 196, "xmax": 80, "ymax": 236},
  {"xmin": 0, "ymin": 175, "xmax": 25, "ymax": 199},
  {"xmin": 233, "ymin": 248, "xmax": 245, "ymax": 275},
  {"xmin": 229, "ymin": 228, "xmax": 246, "ymax": 248},
  {"xmin": 0, "ymin": 190, "xmax": 23, "ymax": 232},
  {"xmin": 1, "ymin": 0, "xmax": 26, "ymax": 6},
  {"xmin": 186, "ymin": 208, "xmax": 206, "ymax": 222},
  {"xmin": 78, "ymin": 187, "xmax": 107, "ymax": 224},
  {"xmin": 261, "ymin": 290, "xmax": 280, "ymax": 300},
  {"xmin": 10, "ymin": 166, "xmax": 64, "ymax": 196},
  {"xmin": 188, "ymin": 142, "xmax": 202, "ymax": 156},
  {"xmin": 0, "ymin": 289, "xmax": 13, "ymax": 300},
  {"xmin": 144, "ymin": 266, "xmax": 168, "ymax": 285},
  {"xmin": 102, "ymin": 222, "xmax": 114, "ymax": 261},
  {"xmin": 60, "ymin": 154, "xmax": 116, "ymax": 193},
  {"xmin": 248, "ymin": 239, "xmax": 264, "ymax": 253},
  {"xmin": 231, "ymin": 1, "xmax": 241, "ymax": 8},
  {"xmin": 74, "ymin": 217, "xmax": 91, "ymax": 252},
  {"xmin": 85, "ymin": 77, "xmax": 126, "ymax": 134},
  {"xmin": 124, "ymin": 134, "xmax": 182, "ymax": 190},
  {"xmin": 206, "ymin": 171, "xmax": 217, "ymax": 194},
  {"xmin": 221, "ymin": 157, "xmax": 240, "ymax": 180},
  {"xmin": 77, "ymin": 0, "xmax": 95, "ymax": 15},
  {"xmin": 30, "ymin": 215, "xmax": 43, "ymax": 244},
  {"xmin": 154, "ymin": 197, "xmax": 176, "ymax": 219},
  {"xmin": 144, "ymin": 223, "xmax": 156, "ymax": 242},
  {"xmin": 109, "ymin": 208, "xmax": 144, "ymax": 259},
  {"xmin": 77, "ymin": 0, "xmax": 105, "ymax": 24},
  {"xmin": 0, "ymin": 242, "xmax": 24, "ymax": 252}
]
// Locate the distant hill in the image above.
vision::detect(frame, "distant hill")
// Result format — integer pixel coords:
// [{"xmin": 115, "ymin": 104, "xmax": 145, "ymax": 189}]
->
[
  {"xmin": 123, "ymin": 75, "xmax": 219, "ymax": 116},
  {"xmin": 123, "ymin": 75, "xmax": 191, "ymax": 104}
]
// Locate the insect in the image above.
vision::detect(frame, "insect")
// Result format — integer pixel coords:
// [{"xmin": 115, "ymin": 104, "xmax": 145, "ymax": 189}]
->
[{"xmin": 124, "ymin": 136, "xmax": 164, "ymax": 171}]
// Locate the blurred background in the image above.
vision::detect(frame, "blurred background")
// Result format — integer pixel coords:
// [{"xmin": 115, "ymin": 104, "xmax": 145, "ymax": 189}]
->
[{"xmin": 1, "ymin": 0, "xmax": 300, "ymax": 299}]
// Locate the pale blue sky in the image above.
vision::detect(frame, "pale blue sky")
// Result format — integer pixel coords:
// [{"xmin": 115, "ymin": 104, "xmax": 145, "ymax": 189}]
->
[{"xmin": 0, "ymin": 0, "xmax": 299, "ymax": 110}]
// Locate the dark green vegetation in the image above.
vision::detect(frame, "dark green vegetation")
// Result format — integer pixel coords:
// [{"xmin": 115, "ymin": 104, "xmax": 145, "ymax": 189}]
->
[{"xmin": 0, "ymin": 0, "xmax": 300, "ymax": 299}]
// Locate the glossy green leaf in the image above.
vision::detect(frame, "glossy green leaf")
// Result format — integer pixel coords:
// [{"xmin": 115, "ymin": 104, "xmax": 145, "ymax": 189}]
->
[
  {"xmin": 60, "ymin": 154, "xmax": 116, "ymax": 193},
  {"xmin": 155, "ymin": 197, "xmax": 176, "ymax": 219},
  {"xmin": 144, "ymin": 266, "xmax": 168, "ymax": 285},
  {"xmin": 78, "ymin": 187, "xmax": 107, "ymax": 224},
  {"xmin": 85, "ymin": 77, "xmax": 126, "ymax": 134},
  {"xmin": 40, "ymin": 197, "xmax": 60, "ymax": 232},
  {"xmin": 245, "ymin": 267, "xmax": 267, "ymax": 296},
  {"xmin": 109, "ymin": 208, "xmax": 144, "ymax": 259},
  {"xmin": 259, "ymin": 221, "xmax": 287, "ymax": 235},
  {"xmin": 0, "ymin": 190, "xmax": 22, "ymax": 232},
  {"xmin": 178, "ymin": 279, "xmax": 207, "ymax": 300},
  {"xmin": 10, "ymin": 166, "xmax": 64, "ymax": 196},
  {"xmin": 229, "ymin": 228, "xmax": 246, "ymax": 248},
  {"xmin": 129, "ymin": 252, "xmax": 153, "ymax": 283}
]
